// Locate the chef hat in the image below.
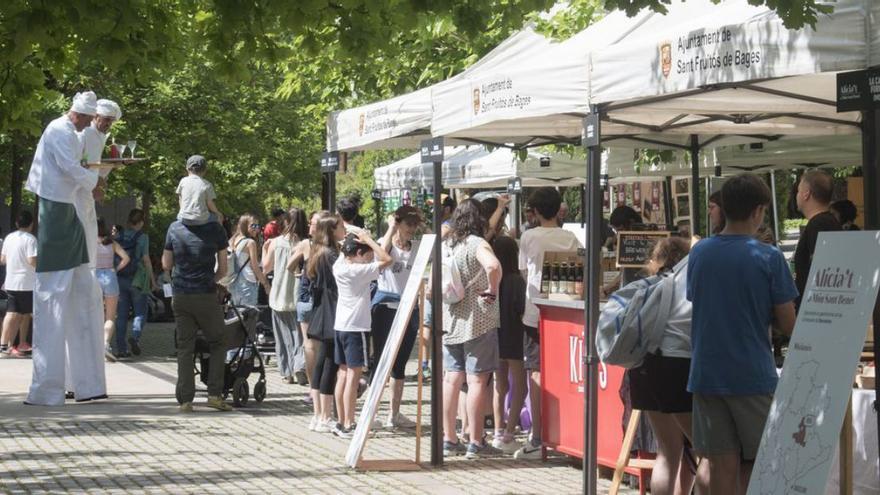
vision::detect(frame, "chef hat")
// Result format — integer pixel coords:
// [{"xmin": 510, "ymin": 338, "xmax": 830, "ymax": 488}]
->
[
  {"xmin": 96, "ymin": 99, "xmax": 122, "ymax": 120},
  {"xmin": 70, "ymin": 91, "xmax": 97, "ymax": 116}
]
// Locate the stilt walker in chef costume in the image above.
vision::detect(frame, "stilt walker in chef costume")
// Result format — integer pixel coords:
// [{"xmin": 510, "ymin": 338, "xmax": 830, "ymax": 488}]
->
[
  {"xmin": 25, "ymin": 91, "xmax": 109, "ymax": 406},
  {"xmin": 75, "ymin": 99, "xmax": 122, "ymax": 366}
]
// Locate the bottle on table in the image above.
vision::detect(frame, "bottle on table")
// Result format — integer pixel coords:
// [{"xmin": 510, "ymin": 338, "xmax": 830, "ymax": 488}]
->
[
  {"xmin": 551, "ymin": 262, "xmax": 560, "ymax": 294},
  {"xmin": 541, "ymin": 261, "xmax": 551, "ymax": 294},
  {"xmin": 575, "ymin": 261, "xmax": 584, "ymax": 298},
  {"xmin": 566, "ymin": 261, "xmax": 576, "ymax": 295}
]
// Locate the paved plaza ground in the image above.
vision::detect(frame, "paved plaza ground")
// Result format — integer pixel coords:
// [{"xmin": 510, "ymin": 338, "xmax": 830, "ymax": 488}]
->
[{"xmin": 0, "ymin": 322, "xmax": 638, "ymax": 494}]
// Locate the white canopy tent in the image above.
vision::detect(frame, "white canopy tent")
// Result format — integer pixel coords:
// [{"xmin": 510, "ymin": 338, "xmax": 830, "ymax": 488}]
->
[
  {"xmin": 429, "ymin": 9, "xmax": 655, "ymax": 147},
  {"xmin": 325, "ymin": 27, "xmax": 552, "ymax": 152},
  {"xmin": 374, "ymin": 146, "xmax": 589, "ymax": 190}
]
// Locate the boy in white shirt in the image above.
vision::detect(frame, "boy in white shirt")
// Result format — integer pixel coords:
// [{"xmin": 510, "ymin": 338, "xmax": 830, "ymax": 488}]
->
[
  {"xmin": 1, "ymin": 210, "xmax": 38, "ymax": 357},
  {"xmin": 514, "ymin": 187, "xmax": 582, "ymax": 459},
  {"xmin": 332, "ymin": 231, "xmax": 392, "ymax": 437},
  {"xmin": 176, "ymin": 155, "xmax": 223, "ymax": 225}
]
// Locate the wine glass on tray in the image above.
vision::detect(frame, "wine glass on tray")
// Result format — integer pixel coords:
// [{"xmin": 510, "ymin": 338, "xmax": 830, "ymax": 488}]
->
[{"xmin": 127, "ymin": 140, "xmax": 137, "ymax": 159}]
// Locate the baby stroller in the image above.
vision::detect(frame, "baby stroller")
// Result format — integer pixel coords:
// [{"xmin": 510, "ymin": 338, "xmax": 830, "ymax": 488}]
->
[{"xmin": 193, "ymin": 304, "xmax": 267, "ymax": 407}]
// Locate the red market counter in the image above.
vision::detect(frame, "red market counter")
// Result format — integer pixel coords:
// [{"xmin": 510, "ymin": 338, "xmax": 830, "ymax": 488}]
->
[{"xmin": 534, "ymin": 297, "xmax": 651, "ymax": 487}]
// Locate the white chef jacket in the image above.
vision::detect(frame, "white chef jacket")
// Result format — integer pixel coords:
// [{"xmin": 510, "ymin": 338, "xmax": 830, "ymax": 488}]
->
[{"xmin": 26, "ymin": 115, "xmax": 99, "ymax": 204}]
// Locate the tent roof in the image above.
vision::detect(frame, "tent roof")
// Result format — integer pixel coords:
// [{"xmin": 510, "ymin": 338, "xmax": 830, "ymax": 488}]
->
[
  {"xmin": 590, "ymin": 0, "xmax": 877, "ymax": 145},
  {"xmin": 325, "ymin": 27, "xmax": 551, "ymax": 152},
  {"xmin": 374, "ymin": 146, "xmax": 588, "ymax": 190}
]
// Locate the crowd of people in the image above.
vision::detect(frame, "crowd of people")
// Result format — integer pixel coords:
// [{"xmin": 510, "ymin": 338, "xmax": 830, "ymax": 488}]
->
[{"xmin": 1, "ymin": 92, "xmax": 865, "ymax": 490}]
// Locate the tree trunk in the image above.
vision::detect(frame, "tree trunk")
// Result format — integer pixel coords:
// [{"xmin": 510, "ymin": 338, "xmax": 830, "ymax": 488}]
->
[
  {"xmin": 9, "ymin": 136, "xmax": 24, "ymax": 227},
  {"xmin": 141, "ymin": 188, "xmax": 153, "ymax": 229}
]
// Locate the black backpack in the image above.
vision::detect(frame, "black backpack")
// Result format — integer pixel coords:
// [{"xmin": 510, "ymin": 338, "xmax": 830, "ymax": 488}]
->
[{"xmin": 116, "ymin": 230, "xmax": 143, "ymax": 278}]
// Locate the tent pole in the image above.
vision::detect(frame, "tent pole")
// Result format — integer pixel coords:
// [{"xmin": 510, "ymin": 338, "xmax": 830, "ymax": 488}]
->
[
  {"xmin": 430, "ymin": 158, "xmax": 444, "ymax": 467},
  {"xmin": 860, "ymin": 109, "xmax": 880, "ymax": 462},
  {"xmin": 583, "ymin": 109, "xmax": 602, "ymax": 495},
  {"xmin": 690, "ymin": 135, "xmax": 701, "ymax": 237},
  {"xmin": 663, "ymin": 177, "xmax": 675, "ymax": 231},
  {"xmin": 769, "ymin": 171, "xmax": 780, "ymax": 244}
]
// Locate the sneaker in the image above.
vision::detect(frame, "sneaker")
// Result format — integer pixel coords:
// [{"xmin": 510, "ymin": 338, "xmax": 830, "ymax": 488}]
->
[
  {"xmin": 104, "ymin": 347, "xmax": 117, "ymax": 362},
  {"xmin": 282, "ymin": 376, "xmax": 295, "ymax": 384},
  {"xmin": 314, "ymin": 418, "xmax": 334, "ymax": 433},
  {"xmin": 492, "ymin": 434, "xmax": 521, "ymax": 454},
  {"xmin": 128, "ymin": 337, "xmax": 141, "ymax": 356},
  {"xmin": 384, "ymin": 412, "xmax": 416, "ymax": 429},
  {"xmin": 332, "ymin": 422, "xmax": 348, "ymax": 437},
  {"xmin": 205, "ymin": 396, "xmax": 233, "ymax": 412},
  {"xmin": 308, "ymin": 416, "xmax": 318, "ymax": 431},
  {"xmin": 443, "ymin": 440, "xmax": 466, "ymax": 457},
  {"xmin": 465, "ymin": 442, "xmax": 502, "ymax": 459},
  {"xmin": 294, "ymin": 370, "xmax": 308, "ymax": 386},
  {"xmin": 339, "ymin": 423, "xmax": 356, "ymax": 439},
  {"xmin": 179, "ymin": 402, "xmax": 193, "ymax": 413},
  {"xmin": 8, "ymin": 347, "xmax": 23, "ymax": 358},
  {"xmin": 513, "ymin": 441, "xmax": 543, "ymax": 460},
  {"xmin": 17, "ymin": 343, "xmax": 32, "ymax": 353}
]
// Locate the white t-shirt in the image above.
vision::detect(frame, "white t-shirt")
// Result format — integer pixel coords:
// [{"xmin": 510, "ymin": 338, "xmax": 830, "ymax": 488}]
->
[
  {"xmin": 518, "ymin": 226, "xmax": 582, "ymax": 328},
  {"xmin": 377, "ymin": 241, "xmax": 418, "ymax": 309},
  {"xmin": 2, "ymin": 230, "xmax": 38, "ymax": 291},
  {"xmin": 176, "ymin": 174, "xmax": 216, "ymax": 223},
  {"xmin": 333, "ymin": 256, "xmax": 381, "ymax": 332}
]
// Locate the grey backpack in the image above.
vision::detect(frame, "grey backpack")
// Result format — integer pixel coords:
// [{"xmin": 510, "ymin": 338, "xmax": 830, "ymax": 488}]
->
[{"xmin": 596, "ymin": 257, "xmax": 688, "ymax": 368}]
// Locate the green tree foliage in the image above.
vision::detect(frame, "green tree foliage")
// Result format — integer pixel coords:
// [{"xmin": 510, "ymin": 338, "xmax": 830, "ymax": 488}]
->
[{"xmin": 603, "ymin": 0, "xmax": 831, "ymax": 29}]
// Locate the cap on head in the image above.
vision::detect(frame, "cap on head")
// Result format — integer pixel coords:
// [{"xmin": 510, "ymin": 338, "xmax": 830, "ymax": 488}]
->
[
  {"xmin": 71, "ymin": 91, "xmax": 98, "ymax": 115},
  {"xmin": 186, "ymin": 155, "xmax": 207, "ymax": 173},
  {"xmin": 96, "ymin": 99, "xmax": 122, "ymax": 120}
]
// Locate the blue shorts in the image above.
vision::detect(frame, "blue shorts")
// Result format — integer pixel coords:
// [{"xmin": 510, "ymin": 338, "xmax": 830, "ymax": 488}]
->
[
  {"xmin": 443, "ymin": 330, "xmax": 499, "ymax": 375},
  {"xmin": 334, "ymin": 331, "xmax": 369, "ymax": 369},
  {"xmin": 296, "ymin": 300, "xmax": 313, "ymax": 323},
  {"xmin": 96, "ymin": 268, "xmax": 120, "ymax": 297}
]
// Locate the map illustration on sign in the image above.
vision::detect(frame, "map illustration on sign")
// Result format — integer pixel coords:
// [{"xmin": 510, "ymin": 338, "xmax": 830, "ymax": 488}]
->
[{"xmin": 748, "ymin": 232, "xmax": 880, "ymax": 495}]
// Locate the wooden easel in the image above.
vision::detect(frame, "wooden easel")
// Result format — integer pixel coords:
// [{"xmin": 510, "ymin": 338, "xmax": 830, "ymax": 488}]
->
[
  {"xmin": 355, "ymin": 282, "xmax": 427, "ymax": 471},
  {"xmin": 839, "ymin": 394, "xmax": 854, "ymax": 495},
  {"xmin": 609, "ymin": 410, "xmax": 654, "ymax": 495}
]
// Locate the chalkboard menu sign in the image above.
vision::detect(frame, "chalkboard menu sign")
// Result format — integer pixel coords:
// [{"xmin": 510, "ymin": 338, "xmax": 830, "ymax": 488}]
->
[
  {"xmin": 615, "ymin": 231, "xmax": 670, "ymax": 268},
  {"xmin": 837, "ymin": 69, "xmax": 880, "ymax": 113}
]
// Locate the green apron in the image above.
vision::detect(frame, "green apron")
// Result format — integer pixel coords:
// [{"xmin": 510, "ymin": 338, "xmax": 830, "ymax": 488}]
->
[{"xmin": 36, "ymin": 197, "xmax": 89, "ymax": 272}]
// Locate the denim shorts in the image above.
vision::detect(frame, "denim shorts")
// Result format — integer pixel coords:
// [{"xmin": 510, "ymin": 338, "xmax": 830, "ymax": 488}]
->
[
  {"xmin": 295, "ymin": 300, "xmax": 313, "ymax": 323},
  {"xmin": 96, "ymin": 268, "xmax": 120, "ymax": 297},
  {"xmin": 443, "ymin": 330, "xmax": 499, "ymax": 375}
]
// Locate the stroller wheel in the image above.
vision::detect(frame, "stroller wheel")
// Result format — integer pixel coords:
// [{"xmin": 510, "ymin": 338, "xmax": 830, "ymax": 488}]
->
[
  {"xmin": 253, "ymin": 381, "xmax": 266, "ymax": 403},
  {"xmin": 232, "ymin": 377, "xmax": 249, "ymax": 407}
]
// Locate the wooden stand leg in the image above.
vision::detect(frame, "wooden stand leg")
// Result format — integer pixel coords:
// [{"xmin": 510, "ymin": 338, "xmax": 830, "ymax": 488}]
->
[
  {"xmin": 840, "ymin": 396, "xmax": 853, "ymax": 495},
  {"xmin": 610, "ymin": 410, "xmax": 642, "ymax": 495}
]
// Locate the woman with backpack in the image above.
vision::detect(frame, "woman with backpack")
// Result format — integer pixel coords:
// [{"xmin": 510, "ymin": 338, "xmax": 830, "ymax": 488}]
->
[
  {"xmin": 441, "ymin": 199, "xmax": 502, "ymax": 459},
  {"xmin": 114, "ymin": 209, "xmax": 157, "ymax": 358},
  {"xmin": 262, "ymin": 208, "xmax": 308, "ymax": 385},
  {"xmin": 305, "ymin": 214, "xmax": 345, "ymax": 432},
  {"xmin": 95, "ymin": 218, "xmax": 130, "ymax": 361},
  {"xmin": 626, "ymin": 237, "xmax": 708, "ymax": 495},
  {"xmin": 227, "ymin": 214, "xmax": 270, "ymax": 307}
]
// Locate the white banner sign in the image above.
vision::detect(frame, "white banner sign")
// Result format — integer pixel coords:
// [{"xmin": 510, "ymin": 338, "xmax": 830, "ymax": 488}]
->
[{"xmin": 749, "ymin": 231, "xmax": 880, "ymax": 495}]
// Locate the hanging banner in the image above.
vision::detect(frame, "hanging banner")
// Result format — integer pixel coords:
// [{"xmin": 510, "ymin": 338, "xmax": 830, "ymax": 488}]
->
[{"xmin": 748, "ymin": 232, "xmax": 880, "ymax": 495}]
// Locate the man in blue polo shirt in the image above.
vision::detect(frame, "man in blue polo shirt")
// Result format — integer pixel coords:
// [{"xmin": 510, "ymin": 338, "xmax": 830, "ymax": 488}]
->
[{"xmin": 687, "ymin": 174, "xmax": 798, "ymax": 494}]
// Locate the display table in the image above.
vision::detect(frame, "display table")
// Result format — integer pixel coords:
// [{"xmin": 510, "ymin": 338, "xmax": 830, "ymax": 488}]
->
[
  {"xmin": 535, "ymin": 297, "xmax": 651, "ymax": 490},
  {"xmin": 825, "ymin": 389, "xmax": 879, "ymax": 495}
]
